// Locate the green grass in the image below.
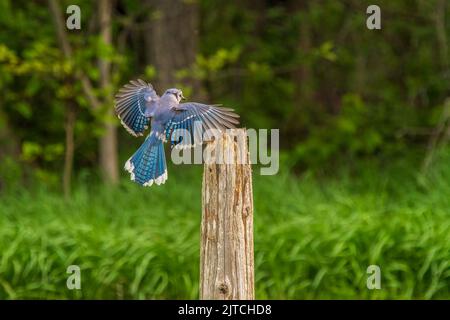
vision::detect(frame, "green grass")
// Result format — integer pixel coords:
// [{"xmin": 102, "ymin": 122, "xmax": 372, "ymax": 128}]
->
[{"xmin": 0, "ymin": 155, "xmax": 449, "ymax": 299}]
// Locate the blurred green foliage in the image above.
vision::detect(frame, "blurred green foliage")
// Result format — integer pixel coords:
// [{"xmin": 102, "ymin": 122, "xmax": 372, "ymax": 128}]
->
[
  {"xmin": 0, "ymin": 0, "xmax": 448, "ymax": 184},
  {"xmin": 0, "ymin": 0, "xmax": 449, "ymax": 300}
]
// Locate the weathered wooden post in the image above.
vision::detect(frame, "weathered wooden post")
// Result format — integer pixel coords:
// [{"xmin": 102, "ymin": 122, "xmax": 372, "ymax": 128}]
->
[{"xmin": 200, "ymin": 129, "xmax": 254, "ymax": 300}]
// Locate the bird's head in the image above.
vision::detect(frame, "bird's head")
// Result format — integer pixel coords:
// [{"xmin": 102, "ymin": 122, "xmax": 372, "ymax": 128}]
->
[{"xmin": 164, "ymin": 88, "xmax": 185, "ymax": 103}]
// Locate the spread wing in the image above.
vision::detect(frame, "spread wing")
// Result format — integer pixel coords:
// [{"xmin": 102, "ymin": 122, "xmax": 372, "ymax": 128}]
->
[
  {"xmin": 164, "ymin": 102, "xmax": 240, "ymax": 148},
  {"xmin": 115, "ymin": 79, "xmax": 159, "ymax": 137}
]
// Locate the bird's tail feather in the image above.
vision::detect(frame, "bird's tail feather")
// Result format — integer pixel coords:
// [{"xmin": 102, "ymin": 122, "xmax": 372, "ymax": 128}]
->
[{"xmin": 124, "ymin": 134, "xmax": 167, "ymax": 186}]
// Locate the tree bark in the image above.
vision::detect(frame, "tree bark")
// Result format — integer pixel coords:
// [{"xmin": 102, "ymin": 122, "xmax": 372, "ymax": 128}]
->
[
  {"xmin": 63, "ymin": 103, "xmax": 76, "ymax": 199},
  {"xmin": 200, "ymin": 129, "xmax": 254, "ymax": 300},
  {"xmin": 145, "ymin": 0, "xmax": 202, "ymax": 97},
  {"xmin": 98, "ymin": 0, "xmax": 119, "ymax": 184},
  {"xmin": 0, "ymin": 106, "xmax": 21, "ymax": 190}
]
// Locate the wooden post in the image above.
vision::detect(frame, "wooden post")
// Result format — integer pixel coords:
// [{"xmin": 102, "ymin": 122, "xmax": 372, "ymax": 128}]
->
[{"xmin": 200, "ymin": 129, "xmax": 254, "ymax": 300}]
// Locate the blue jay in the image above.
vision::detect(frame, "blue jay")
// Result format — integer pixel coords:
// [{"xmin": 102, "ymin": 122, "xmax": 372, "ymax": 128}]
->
[{"xmin": 115, "ymin": 79, "xmax": 240, "ymax": 186}]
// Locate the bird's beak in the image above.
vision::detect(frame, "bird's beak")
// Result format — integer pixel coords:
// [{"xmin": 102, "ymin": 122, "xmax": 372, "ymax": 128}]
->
[{"xmin": 181, "ymin": 94, "xmax": 186, "ymax": 100}]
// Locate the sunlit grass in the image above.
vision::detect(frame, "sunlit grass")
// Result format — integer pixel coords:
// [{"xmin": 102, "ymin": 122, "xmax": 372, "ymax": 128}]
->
[{"xmin": 0, "ymin": 155, "xmax": 449, "ymax": 299}]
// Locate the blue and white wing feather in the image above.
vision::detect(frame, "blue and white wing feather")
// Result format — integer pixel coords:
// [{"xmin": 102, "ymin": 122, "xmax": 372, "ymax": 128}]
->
[
  {"xmin": 115, "ymin": 79, "xmax": 159, "ymax": 137},
  {"xmin": 165, "ymin": 103, "xmax": 239, "ymax": 149}
]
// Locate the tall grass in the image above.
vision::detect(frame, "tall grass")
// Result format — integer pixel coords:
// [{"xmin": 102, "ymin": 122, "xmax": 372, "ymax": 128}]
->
[{"xmin": 0, "ymin": 154, "xmax": 449, "ymax": 299}]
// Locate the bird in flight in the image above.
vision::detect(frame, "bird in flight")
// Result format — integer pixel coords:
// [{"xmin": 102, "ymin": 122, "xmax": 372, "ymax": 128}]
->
[{"xmin": 115, "ymin": 79, "xmax": 240, "ymax": 186}]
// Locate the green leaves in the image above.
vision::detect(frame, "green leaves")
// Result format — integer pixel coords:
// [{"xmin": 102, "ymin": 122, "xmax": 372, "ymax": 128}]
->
[
  {"xmin": 22, "ymin": 142, "xmax": 64, "ymax": 162},
  {"xmin": 247, "ymin": 62, "xmax": 273, "ymax": 81},
  {"xmin": 180, "ymin": 47, "xmax": 241, "ymax": 80},
  {"xmin": 21, "ymin": 142, "xmax": 42, "ymax": 162},
  {"xmin": 314, "ymin": 41, "xmax": 337, "ymax": 62},
  {"xmin": 292, "ymin": 95, "xmax": 375, "ymax": 167}
]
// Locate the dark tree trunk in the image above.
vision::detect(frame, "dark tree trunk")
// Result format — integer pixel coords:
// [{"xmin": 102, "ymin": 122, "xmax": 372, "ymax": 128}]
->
[
  {"xmin": 0, "ymin": 107, "xmax": 21, "ymax": 190},
  {"xmin": 63, "ymin": 102, "xmax": 76, "ymax": 199},
  {"xmin": 145, "ymin": 0, "xmax": 201, "ymax": 97},
  {"xmin": 98, "ymin": 0, "xmax": 119, "ymax": 184}
]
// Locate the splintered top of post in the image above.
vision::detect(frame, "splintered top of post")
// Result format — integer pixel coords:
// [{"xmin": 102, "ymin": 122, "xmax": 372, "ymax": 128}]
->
[{"xmin": 204, "ymin": 129, "xmax": 250, "ymax": 166}]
